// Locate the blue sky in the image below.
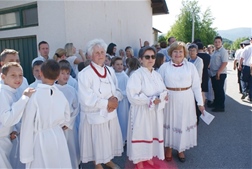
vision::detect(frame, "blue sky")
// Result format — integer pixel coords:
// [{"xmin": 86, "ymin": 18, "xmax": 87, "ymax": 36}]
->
[{"xmin": 153, "ymin": 0, "xmax": 252, "ymax": 34}]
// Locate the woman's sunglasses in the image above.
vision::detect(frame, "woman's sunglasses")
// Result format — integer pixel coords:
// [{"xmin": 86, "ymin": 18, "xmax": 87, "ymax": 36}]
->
[{"xmin": 144, "ymin": 55, "xmax": 156, "ymax": 60}]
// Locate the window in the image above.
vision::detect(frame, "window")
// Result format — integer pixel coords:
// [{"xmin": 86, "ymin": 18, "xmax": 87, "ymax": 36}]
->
[
  {"xmin": 0, "ymin": 12, "xmax": 20, "ymax": 29},
  {"xmin": 0, "ymin": 3, "xmax": 38, "ymax": 30},
  {"xmin": 22, "ymin": 7, "xmax": 38, "ymax": 26}
]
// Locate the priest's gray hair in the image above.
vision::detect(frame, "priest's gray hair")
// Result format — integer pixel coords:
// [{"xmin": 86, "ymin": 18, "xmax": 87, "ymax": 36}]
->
[{"xmin": 86, "ymin": 39, "xmax": 107, "ymax": 57}]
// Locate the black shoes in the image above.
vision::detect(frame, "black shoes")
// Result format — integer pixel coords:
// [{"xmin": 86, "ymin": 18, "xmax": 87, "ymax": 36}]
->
[
  {"xmin": 211, "ymin": 108, "xmax": 225, "ymax": 112},
  {"xmin": 177, "ymin": 152, "xmax": 186, "ymax": 163},
  {"xmin": 241, "ymin": 93, "xmax": 248, "ymax": 99},
  {"xmin": 177, "ymin": 154, "xmax": 186, "ymax": 163}
]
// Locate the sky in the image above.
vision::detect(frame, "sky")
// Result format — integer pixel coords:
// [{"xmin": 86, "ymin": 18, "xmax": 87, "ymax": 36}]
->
[{"xmin": 152, "ymin": 0, "xmax": 252, "ymax": 34}]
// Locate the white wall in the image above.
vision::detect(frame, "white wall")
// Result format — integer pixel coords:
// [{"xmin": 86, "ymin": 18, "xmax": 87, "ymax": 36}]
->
[
  {"xmin": 0, "ymin": 0, "xmax": 153, "ymax": 57},
  {"xmin": 63, "ymin": 0, "xmax": 153, "ymax": 57}
]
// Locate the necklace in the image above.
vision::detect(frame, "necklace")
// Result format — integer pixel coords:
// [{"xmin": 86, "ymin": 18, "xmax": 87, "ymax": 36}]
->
[
  {"xmin": 172, "ymin": 63, "xmax": 183, "ymax": 67},
  {"xmin": 90, "ymin": 63, "xmax": 107, "ymax": 78}
]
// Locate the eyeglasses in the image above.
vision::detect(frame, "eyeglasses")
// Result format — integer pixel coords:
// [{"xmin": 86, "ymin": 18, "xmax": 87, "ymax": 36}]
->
[{"xmin": 144, "ymin": 55, "xmax": 156, "ymax": 60}]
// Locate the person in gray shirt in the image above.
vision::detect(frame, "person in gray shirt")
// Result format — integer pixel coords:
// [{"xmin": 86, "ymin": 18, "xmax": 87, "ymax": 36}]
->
[{"xmin": 208, "ymin": 36, "xmax": 228, "ymax": 112}]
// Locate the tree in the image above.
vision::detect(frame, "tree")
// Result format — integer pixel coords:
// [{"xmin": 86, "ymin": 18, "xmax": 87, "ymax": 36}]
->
[
  {"xmin": 166, "ymin": 0, "xmax": 217, "ymax": 46},
  {"xmin": 158, "ymin": 35, "xmax": 167, "ymax": 43},
  {"xmin": 223, "ymin": 42, "xmax": 231, "ymax": 50},
  {"xmin": 231, "ymin": 37, "xmax": 249, "ymax": 50}
]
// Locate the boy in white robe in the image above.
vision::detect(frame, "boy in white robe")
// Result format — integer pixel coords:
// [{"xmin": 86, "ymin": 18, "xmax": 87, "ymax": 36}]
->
[
  {"xmin": 20, "ymin": 59, "xmax": 72, "ymax": 168},
  {"xmin": 0, "ymin": 62, "xmax": 35, "ymax": 169},
  {"xmin": 0, "ymin": 49, "xmax": 29, "ymax": 169},
  {"xmin": 29, "ymin": 60, "xmax": 43, "ymax": 88},
  {"xmin": 111, "ymin": 57, "xmax": 130, "ymax": 143},
  {"xmin": 55, "ymin": 60, "xmax": 80, "ymax": 169}
]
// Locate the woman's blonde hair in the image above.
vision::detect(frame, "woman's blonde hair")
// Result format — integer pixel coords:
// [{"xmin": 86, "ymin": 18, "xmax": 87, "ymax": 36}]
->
[
  {"xmin": 168, "ymin": 41, "xmax": 188, "ymax": 58},
  {"xmin": 64, "ymin": 43, "xmax": 74, "ymax": 57},
  {"xmin": 53, "ymin": 48, "xmax": 66, "ymax": 60}
]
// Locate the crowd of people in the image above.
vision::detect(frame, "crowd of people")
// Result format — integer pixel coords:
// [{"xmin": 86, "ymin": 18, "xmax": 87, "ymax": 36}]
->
[
  {"xmin": 233, "ymin": 38, "xmax": 252, "ymax": 102},
  {"xmin": 0, "ymin": 35, "xmax": 240, "ymax": 169}
]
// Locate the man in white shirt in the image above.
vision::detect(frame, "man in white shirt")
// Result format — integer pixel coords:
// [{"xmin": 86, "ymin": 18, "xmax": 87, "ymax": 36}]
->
[
  {"xmin": 239, "ymin": 38, "xmax": 252, "ymax": 101},
  {"xmin": 31, "ymin": 41, "xmax": 49, "ymax": 66}
]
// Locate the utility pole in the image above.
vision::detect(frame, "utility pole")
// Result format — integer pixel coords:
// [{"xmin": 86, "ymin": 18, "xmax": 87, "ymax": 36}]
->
[{"xmin": 192, "ymin": 12, "xmax": 195, "ymax": 42}]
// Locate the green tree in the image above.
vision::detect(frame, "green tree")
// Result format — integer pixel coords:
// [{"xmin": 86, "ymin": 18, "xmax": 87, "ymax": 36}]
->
[
  {"xmin": 166, "ymin": 0, "xmax": 217, "ymax": 46},
  {"xmin": 231, "ymin": 37, "xmax": 249, "ymax": 50},
  {"xmin": 158, "ymin": 35, "xmax": 167, "ymax": 43},
  {"xmin": 223, "ymin": 42, "xmax": 231, "ymax": 50}
]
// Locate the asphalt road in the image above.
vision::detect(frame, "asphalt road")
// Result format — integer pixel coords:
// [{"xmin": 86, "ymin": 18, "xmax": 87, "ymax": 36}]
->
[{"xmin": 81, "ymin": 60, "xmax": 252, "ymax": 169}]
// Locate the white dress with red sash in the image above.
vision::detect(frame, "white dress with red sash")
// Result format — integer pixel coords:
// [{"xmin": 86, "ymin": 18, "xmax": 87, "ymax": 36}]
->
[{"xmin": 126, "ymin": 67, "xmax": 167, "ymax": 164}]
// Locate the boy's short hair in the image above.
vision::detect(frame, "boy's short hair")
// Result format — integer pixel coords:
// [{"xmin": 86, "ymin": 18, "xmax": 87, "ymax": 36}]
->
[
  {"xmin": 32, "ymin": 60, "xmax": 44, "ymax": 69},
  {"xmin": 2, "ymin": 62, "xmax": 22, "ymax": 75},
  {"xmin": 0, "ymin": 49, "xmax": 18, "ymax": 62},
  {"xmin": 41, "ymin": 59, "xmax": 60, "ymax": 80},
  {"xmin": 58, "ymin": 60, "xmax": 71, "ymax": 72},
  {"xmin": 111, "ymin": 56, "xmax": 122, "ymax": 66}
]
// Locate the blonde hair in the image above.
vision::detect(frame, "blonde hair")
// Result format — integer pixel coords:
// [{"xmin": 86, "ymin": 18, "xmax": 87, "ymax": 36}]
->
[
  {"xmin": 2, "ymin": 62, "xmax": 22, "ymax": 75},
  {"xmin": 53, "ymin": 48, "xmax": 66, "ymax": 60},
  {"xmin": 168, "ymin": 41, "xmax": 188, "ymax": 58},
  {"xmin": 64, "ymin": 43, "xmax": 74, "ymax": 57},
  {"xmin": 0, "ymin": 49, "xmax": 18, "ymax": 62}
]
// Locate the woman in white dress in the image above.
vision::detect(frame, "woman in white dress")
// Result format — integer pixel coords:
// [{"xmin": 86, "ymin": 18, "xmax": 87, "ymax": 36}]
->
[
  {"xmin": 158, "ymin": 41, "xmax": 205, "ymax": 163},
  {"xmin": 78, "ymin": 39, "xmax": 123, "ymax": 169},
  {"xmin": 126, "ymin": 46, "xmax": 168, "ymax": 169}
]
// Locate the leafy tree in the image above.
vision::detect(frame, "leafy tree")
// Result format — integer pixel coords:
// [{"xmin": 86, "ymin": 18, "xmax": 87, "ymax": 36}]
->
[
  {"xmin": 223, "ymin": 42, "xmax": 231, "ymax": 50},
  {"xmin": 166, "ymin": 0, "xmax": 217, "ymax": 46},
  {"xmin": 231, "ymin": 37, "xmax": 249, "ymax": 50},
  {"xmin": 158, "ymin": 35, "xmax": 167, "ymax": 43}
]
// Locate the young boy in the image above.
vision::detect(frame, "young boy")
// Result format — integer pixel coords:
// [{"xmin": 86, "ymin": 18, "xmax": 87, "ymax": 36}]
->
[
  {"xmin": 0, "ymin": 49, "xmax": 30, "ymax": 169},
  {"xmin": 20, "ymin": 59, "xmax": 72, "ymax": 168},
  {"xmin": 111, "ymin": 57, "xmax": 130, "ymax": 143},
  {"xmin": 0, "ymin": 62, "xmax": 35, "ymax": 169},
  {"xmin": 29, "ymin": 60, "xmax": 43, "ymax": 88},
  {"xmin": 55, "ymin": 60, "xmax": 80, "ymax": 169},
  {"xmin": 0, "ymin": 49, "xmax": 29, "ymax": 99}
]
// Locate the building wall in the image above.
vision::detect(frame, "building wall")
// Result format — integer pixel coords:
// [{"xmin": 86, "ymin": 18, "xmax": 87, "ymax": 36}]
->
[
  {"xmin": 0, "ymin": 0, "xmax": 153, "ymax": 57},
  {"xmin": 63, "ymin": 0, "xmax": 153, "ymax": 56}
]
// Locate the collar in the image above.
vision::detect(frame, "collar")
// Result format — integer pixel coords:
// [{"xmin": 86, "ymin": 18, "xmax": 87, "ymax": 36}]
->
[{"xmin": 0, "ymin": 84, "xmax": 17, "ymax": 93}]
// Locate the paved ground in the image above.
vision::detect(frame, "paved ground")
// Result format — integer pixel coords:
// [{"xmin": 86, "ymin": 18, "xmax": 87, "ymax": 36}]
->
[{"xmin": 81, "ymin": 60, "xmax": 252, "ymax": 169}]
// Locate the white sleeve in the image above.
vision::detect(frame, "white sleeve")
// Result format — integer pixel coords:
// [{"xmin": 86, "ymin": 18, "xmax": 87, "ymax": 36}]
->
[
  {"xmin": 191, "ymin": 65, "xmax": 203, "ymax": 106},
  {"xmin": 0, "ymin": 95, "xmax": 29, "ymax": 127},
  {"xmin": 68, "ymin": 91, "xmax": 79, "ymax": 130},
  {"xmin": 126, "ymin": 71, "xmax": 150, "ymax": 105},
  {"xmin": 196, "ymin": 58, "xmax": 203, "ymax": 83}
]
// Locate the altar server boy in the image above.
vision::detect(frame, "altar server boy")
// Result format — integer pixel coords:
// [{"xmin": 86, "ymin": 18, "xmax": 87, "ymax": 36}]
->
[
  {"xmin": 111, "ymin": 57, "xmax": 130, "ymax": 143},
  {"xmin": 55, "ymin": 60, "xmax": 80, "ymax": 169},
  {"xmin": 20, "ymin": 60, "xmax": 72, "ymax": 168},
  {"xmin": 0, "ymin": 62, "xmax": 34, "ymax": 169}
]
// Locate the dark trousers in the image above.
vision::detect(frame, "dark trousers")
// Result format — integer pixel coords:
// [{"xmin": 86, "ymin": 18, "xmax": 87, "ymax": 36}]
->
[
  {"xmin": 240, "ymin": 66, "xmax": 251, "ymax": 97},
  {"xmin": 211, "ymin": 74, "xmax": 227, "ymax": 109},
  {"xmin": 195, "ymin": 100, "xmax": 201, "ymax": 125},
  {"xmin": 237, "ymin": 64, "xmax": 242, "ymax": 93}
]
